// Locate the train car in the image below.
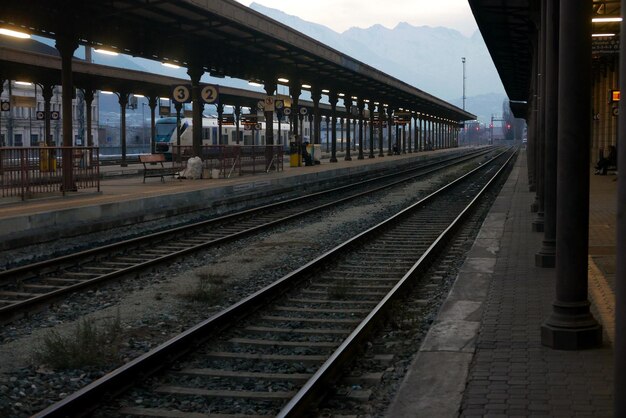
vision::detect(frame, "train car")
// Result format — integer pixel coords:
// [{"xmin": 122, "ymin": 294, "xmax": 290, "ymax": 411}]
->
[{"xmin": 154, "ymin": 116, "xmax": 292, "ymax": 157}]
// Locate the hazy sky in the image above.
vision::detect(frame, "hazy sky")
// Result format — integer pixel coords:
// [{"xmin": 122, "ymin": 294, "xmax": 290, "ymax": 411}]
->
[{"xmin": 235, "ymin": 0, "xmax": 479, "ymax": 36}]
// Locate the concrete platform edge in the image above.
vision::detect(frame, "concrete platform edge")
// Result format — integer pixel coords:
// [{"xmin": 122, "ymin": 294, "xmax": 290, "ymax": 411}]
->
[{"xmin": 1, "ymin": 150, "xmax": 465, "ymax": 249}]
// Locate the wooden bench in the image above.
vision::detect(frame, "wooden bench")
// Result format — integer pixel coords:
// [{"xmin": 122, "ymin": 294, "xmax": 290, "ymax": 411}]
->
[{"xmin": 139, "ymin": 154, "xmax": 179, "ymax": 183}]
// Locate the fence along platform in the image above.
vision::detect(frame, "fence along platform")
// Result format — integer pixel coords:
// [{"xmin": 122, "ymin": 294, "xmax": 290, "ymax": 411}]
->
[{"xmin": 0, "ymin": 146, "xmax": 100, "ymax": 200}]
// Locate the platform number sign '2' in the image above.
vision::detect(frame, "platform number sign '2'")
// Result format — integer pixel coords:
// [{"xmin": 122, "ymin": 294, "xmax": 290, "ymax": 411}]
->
[{"xmin": 201, "ymin": 84, "xmax": 219, "ymax": 104}]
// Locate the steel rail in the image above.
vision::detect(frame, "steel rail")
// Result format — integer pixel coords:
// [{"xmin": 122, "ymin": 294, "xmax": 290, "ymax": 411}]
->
[
  {"xmin": 0, "ymin": 149, "xmax": 492, "ymax": 322},
  {"xmin": 278, "ymin": 148, "xmax": 517, "ymax": 417},
  {"xmin": 32, "ymin": 147, "xmax": 515, "ymax": 418},
  {"xmin": 1, "ymin": 149, "xmax": 488, "ymax": 278}
]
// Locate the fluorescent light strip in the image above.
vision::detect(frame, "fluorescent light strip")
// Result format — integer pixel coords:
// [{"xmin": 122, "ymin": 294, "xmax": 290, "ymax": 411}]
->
[
  {"xmin": 0, "ymin": 28, "xmax": 30, "ymax": 39},
  {"xmin": 592, "ymin": 17, "xmax": 622, "ymax": 23},
  {"xmin": 592, "ymin": 33, "xmax": 616, "ymax": 37},
  {"xmin": 94, "ymin": 48, "xmax": 118, "ymax": 56}
]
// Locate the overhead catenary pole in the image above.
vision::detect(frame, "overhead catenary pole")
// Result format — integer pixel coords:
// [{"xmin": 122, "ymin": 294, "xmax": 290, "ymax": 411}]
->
[{"xmin": 462, "ymin": 57, "xmax": 466, "ymax": 111}]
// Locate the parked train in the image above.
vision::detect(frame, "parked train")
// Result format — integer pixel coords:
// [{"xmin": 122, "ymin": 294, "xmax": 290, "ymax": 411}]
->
[{"xmin": 154, "ymin": 116, "xmax": 297, "ymax": 155}]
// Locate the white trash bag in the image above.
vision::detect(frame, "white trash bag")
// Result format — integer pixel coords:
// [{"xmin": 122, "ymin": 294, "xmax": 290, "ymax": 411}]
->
[{"xmin": 178, "ymin": 156, "xmax": 203, "ymax": 179}]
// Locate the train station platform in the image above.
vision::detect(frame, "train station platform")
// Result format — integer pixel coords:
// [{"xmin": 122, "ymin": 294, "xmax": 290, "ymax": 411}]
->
[
  {"xmin": 387, "ymin": 149, "xmax": 615, "ymax": 417},
  {"xmin": 0, "ymin": 147, "xmax": 465, "ymax": 249},
  {"xmin": 1, "ymin": 147, "xmax": 616, "ymax": 416}
]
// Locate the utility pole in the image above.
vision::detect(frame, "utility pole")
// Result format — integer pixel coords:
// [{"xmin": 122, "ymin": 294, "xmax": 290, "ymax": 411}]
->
[{"xmin": 462, "ymin": 57, "xmax": 466, "ymax": 110}]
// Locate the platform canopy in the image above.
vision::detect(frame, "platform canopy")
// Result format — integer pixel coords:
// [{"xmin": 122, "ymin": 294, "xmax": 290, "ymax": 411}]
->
[
  {"xmin": 469, "ymin": 0, "xmax": 622, "ymax": 118},
  {"xmin": 0, "ymin": 0, "xmax": 474, "ymax": 122}
]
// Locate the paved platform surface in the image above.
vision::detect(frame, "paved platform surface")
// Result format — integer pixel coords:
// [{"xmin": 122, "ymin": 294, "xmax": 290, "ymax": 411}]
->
[
  {"xmin": 387, "ymin": 150, "xmax": 615, "ymax": 417},
  {"xmin": 0, "ymin": 148, "xmax": 457, "ymax": 221}
]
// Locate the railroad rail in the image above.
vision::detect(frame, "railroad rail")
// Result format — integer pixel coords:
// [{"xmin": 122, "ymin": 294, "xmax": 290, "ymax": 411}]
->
[
  {"xmin": 32, "ymin": 147, "xmax": 517, "ymax": 417},
  {"xmin": 0, "ymin": 148, "xmax": 493, "ymax": 323}
]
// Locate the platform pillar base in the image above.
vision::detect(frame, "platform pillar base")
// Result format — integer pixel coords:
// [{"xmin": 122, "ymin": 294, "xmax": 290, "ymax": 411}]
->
[
  {"xmin": 535, "ymin": 239, "xmax": 556, "ymax": 268},
  {"xmin": 541, "ymin": 301, "xmax": 602, "ymax": 350}
]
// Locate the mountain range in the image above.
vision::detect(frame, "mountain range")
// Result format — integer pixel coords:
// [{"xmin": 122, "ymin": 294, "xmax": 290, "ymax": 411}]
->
[{"xmin": 247, "ymin": 2, "xmax": 507, "ymax": 122}]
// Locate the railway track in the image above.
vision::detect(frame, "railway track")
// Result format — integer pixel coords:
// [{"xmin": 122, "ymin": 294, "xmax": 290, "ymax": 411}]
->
[
  {"xmin": 33, "ymin": 147, "xmax": 517, "ymax": 417},
  {"xmin": 0, "ymin": 148, "xmax": 494, "ymax": 323}
]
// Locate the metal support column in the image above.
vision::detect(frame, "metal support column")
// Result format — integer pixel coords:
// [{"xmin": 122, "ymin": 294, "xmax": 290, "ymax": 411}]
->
[
  {"xmin": 533, "ymin": 1, "xmax": 547, "ymax": 232},
  {"xmin": 148, "ymin": 96, "xmax": 157, "ymax": 153},
  {"xmin": 234, "ymin": 104, "xmax": 241, "ymax": 145},
  {"xmin": 55, "ymin": 34, "xmax": 78, "ymax": 192},
  {"xmin": 40, "ymin": 83, "xmax": 53, "ymax": 146},
  {"xmin": 174, "ymin": 102, "xmax": 182, "ymax": 164},
  {"xmin": 616, "ymin": 2, "xmax": 626, "ymax": 413},
  {"xmin": 419, "ymin": 115, "xmax": 423, "ymax": 151},
  {"xmin": 413, "ymin": 114, "xmax": 418, "ymax": 152},
  {"xmin": 357, "ymin": 99, "xmax": 365, "ymax": 160},
  {"xmin": 406, "ymin": 113, "xmax": 413, "ymax": 154},
  {"xmin": 387, "ymin": 107, "xmax": 393, "ymax": 155},
  {"xmin": 188, "ymin": 65, "xmax": 204, "ymax": 157},
  {"xmin": 263, "ymin": 81, "xmax": 276, "ymax": 145},
  {"xmin": 343, "ymin": 96, "xmax": 352, "ymax": 161},
  {"xmin": 536, "ymin": 0, "xmax": 558, "ymax": 267},
  {"xmin": 117, "ymin": 91, "xmax": 129, "ymax": 167},
  {"xmin": 312, "ymin": 87, "xmax": 321, "ymax": 149},
  {"xmin": 541, "ymin": 0, "xmax": 602, "ymax": 350},
  {"xmin": 330, "ymin": 91, "xmax": 338, "ymax": 162},
  {"xmin": 290, "ymin": 82, "xmax": 301, "ymax": 148},
  {"xmin": 340, "ymin": 117, "xmax": 344, "ymax": 152},
  {"xmin": 83, "ymin": 89, "xmax": 94, "ymax": 147},
  {"xmin": 378, "ymin": 105, "xmax": 384, "ymax": 157},
  {"xmin": 217, "ymin": 102, "xmax": 224, "ymax": 145},
  {"xmin": 368, "ymin": 101, "xmax": 375, "ymax": 158}
]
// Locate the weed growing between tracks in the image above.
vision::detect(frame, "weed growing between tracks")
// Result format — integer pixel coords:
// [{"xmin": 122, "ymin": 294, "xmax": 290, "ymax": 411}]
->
[
  {"xmin": 34, "ymin": 312, "xmax": 122, "ymax": 369},
  {"xmin": 180, "ymin": 272, "xmax": 228, "ymax": 305}
]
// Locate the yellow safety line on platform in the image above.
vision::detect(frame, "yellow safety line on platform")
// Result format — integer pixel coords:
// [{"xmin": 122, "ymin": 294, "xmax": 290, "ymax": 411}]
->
[{"xmin": 588, "ymin": 256, "xmax": 615, "ymax": 344}]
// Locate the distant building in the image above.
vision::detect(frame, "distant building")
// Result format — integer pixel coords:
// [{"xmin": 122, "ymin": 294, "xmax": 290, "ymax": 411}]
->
[
  {"xmin": 0, "ymin": 80, "xmax": 99, "ymax": 147},
  {"xmin": 0, "ymin": 36, "xmax": 99, "ymax": 147}
]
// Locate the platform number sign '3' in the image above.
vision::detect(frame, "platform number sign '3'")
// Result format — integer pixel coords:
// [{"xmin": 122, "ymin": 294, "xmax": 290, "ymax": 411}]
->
[
  {"xmin": 171, "ymin": 85, "xmax": 192, "ymax": 103},
  {"xmin": 201, "ymin": 84, "xmax": 219, "ymax": 104}
]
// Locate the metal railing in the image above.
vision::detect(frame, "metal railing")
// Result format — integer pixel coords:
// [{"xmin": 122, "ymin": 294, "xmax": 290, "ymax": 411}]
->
[
  {"xmin": 0, "ymin": 147, "xmax": 100, "ymax": 200},
  {"xmin": 172, "ymin": 145, "xmax": 284, "ymax": 178}
]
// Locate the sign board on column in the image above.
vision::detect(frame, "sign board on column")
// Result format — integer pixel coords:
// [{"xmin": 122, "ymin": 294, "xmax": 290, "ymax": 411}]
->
[
  {"xmin": 159, "ymin": 105, "xmax": 171, "ymax": 116},
  {"xmin": 201, "ymin": 84, "xmax": 219, "ymax": 104},
  {"xmin": 264, "ymin": 96, "xmax": 275, "ymax": 112},
  {"xmin": 11, "ymin": 95, "xmax": 36, "ymax": 108},
  {"xmin": 171, "ymin": 84, "xmax": 192, "ymax": 103}
]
